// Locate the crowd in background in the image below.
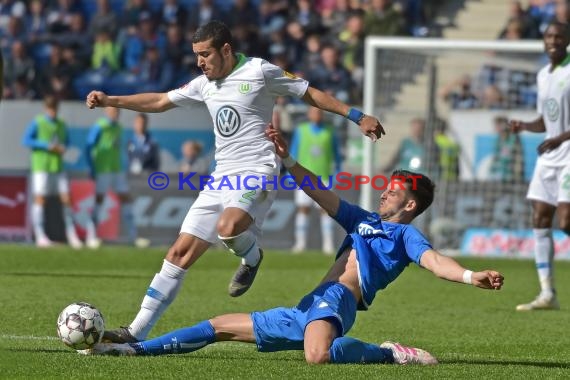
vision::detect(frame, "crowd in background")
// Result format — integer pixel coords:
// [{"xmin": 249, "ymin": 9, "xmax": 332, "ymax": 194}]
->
[{"xmin": 0, "ymin": 0, "xmax": 440, "ymax": 102}]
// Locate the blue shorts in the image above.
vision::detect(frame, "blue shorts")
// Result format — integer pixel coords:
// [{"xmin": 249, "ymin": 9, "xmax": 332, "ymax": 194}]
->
[{"xmin": 251, "ymin": 282, "xmax": 357, "ymax": 352}]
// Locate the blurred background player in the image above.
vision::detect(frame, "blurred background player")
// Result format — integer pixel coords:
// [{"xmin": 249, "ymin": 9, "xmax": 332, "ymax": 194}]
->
[
  {"xmin": 127, "ymin": 113, "xmax": 160, "ymax": 175},
  {"xmin": 21, "ymin": 94, "xmax": 82, "ymax": 249},
  {"xmin": 179, "ymin": 140, "xmax": 210, "ymax": 175},
  {"xmin": 289, "ymin": 106, "xmax": 341, "ymax": 254},
  {"xmin": 510, "ymin": 22, "xmax": 570, "ymax": 311},
  {"xmin": 85, "ymin": 107, "xmax": 149, "ymax": 249}
]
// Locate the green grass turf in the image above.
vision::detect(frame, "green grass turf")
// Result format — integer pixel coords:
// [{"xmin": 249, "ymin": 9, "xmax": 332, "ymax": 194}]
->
[{"xmin": 0, "ymin": 244, "xmax": 569, "ymax": 379}]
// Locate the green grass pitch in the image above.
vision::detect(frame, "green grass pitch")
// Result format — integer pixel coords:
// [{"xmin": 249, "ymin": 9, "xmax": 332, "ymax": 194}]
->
[{"xmin": 0, "ymin": 244, "xmax": 569, "ymax": 379}]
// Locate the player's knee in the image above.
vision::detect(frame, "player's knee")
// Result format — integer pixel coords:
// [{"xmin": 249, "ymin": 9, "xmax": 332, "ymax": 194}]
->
[
  {"xmin": 304, "ymin": 348, "xmax": 330, "ymax": 365},
  {"xmin": 216, "ymin": 218, "xmax": 238, "ymax": 237},
  {"xmin": 559, "ymin": 220, "xmax": 570, "ymax": 236},
  {"xmin": 532, "ymin": 214, "xmax": 552, "ymax": 228}
]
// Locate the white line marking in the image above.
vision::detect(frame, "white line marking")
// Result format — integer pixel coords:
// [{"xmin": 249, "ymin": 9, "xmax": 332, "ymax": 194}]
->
[{"xmin": 0, "ymin": 334, "xmax": 58, "ymax": 341}]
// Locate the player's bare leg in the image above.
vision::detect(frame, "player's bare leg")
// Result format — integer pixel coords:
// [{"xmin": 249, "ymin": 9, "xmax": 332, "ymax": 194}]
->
[{"xmin": 218, "ymin": 207, "xmax": 264, "ymax": 297}]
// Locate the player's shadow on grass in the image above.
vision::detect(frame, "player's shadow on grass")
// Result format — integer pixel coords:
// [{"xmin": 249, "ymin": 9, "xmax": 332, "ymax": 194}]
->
[
  {"xmin": 445, "ymin": 358, "xmax": 570, "ymax": 369},
  {"xmin": 0, "ymin": 272, "xmax": 149, "ymax": 279}
]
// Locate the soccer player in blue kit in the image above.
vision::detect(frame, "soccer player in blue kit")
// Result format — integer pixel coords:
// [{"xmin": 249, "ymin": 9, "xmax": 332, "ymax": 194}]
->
[{"xmin": 84, "ymin": 126, "xmax": 504, "ymax": 364}]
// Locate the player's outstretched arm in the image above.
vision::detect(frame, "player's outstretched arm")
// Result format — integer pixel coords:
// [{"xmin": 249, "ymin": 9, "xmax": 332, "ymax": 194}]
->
[
  {"xmin": 420, "ymin": 249, "xmax": 504, "ymax": 290},
  {"xmin": 85, "ymin": 91, "xmax": 176, "ymax": 113},
  {"xmin": 302, "ymin": 86, "xmax": 385, "ymax": 142},
  {"xmin": 266, "ymin": 124, "xmax": 341, "ymax": 216},
  {"xmin": 509, "ymin": 117, "xmax": 545, "ymax": 133}
]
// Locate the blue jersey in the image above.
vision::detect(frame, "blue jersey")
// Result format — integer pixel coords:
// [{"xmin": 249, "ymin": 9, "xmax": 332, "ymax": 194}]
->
[{"xmin": 333, "ymin": 200, "xmax": 432, "ymax": 310}]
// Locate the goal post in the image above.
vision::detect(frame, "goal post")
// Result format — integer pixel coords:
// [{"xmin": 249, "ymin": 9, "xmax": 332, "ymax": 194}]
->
[{"xmin": 360, "ymin": 37, "xmax": 570, "ymax": 259}]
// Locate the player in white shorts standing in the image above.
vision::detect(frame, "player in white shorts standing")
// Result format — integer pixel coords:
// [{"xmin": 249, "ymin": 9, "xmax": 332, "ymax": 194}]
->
[
  {"xmin": 22, "ymin": 95, "xmax": 83, "ymax": 249},
  {"xmin": 85, "ymin": 20, "xmax": 385, "ymax": 343},
  {"xmin": 511, "ymin": 22, "xmax": 570, "ymax": 311}
]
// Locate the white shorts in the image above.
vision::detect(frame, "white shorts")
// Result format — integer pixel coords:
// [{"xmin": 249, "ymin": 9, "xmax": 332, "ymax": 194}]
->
[
  {"xmin": 31, "ymin": 172, "xmax": 69, "ymax": 196},
  {"xmin": 95, "ymin": 172, "xmax": 129, "ymax": 195},
  {"xmin": 295, "ymin": 189, "xmax": 319, "ymax": 208},
  {"xmin": 180, "ymin": 172, "xmax": 277, "ymax": 243},
  {"xmin": 527, "ymin": 161, "xmax": 570, "ymax": 206}
]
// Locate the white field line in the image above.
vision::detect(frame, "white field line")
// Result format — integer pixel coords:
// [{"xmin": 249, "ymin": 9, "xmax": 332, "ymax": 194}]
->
[{"xmin": 0, "ymin": 334, "xmax": 58, "ymax": 341}]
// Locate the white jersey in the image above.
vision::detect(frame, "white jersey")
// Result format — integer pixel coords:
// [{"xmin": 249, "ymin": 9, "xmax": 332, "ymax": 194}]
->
[
  {"xmin": 536, "ymin": 56, "xmax": 570, "ymax": 166},
  {"xmin": 168, "ymin": 54, "xmax": 309, "ymax": 175}
]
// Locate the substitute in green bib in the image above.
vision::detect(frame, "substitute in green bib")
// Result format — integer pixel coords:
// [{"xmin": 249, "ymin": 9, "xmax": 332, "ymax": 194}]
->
[
  {"xmin": 85, "ymin": 107, "xmax": 149, "ymax": 249},
  {"xmin": 22, "ymin": 95, "xmax": 82, "ymax": 248}
]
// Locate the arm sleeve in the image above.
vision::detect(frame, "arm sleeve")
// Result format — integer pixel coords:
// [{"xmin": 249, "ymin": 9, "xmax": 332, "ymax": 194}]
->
[
  {"xmin": 332, "ymin": 199, "xmax": 372, "ymax": 233},
  {"xmin": 403, "ymin": 226, "xmax": 433, "ymax": 265},
  {"xmin": 261, "ymin": 61, "xmax": 309, "ymax": 98},
  {"xmin": 85, "ymin": 125, "xmax": 101, "ymax": 172},
  {"xmin": 289, "ymin": 129, "xmax": 300, "ymax": 160},
  {"xmin": 167, "ymin": 77, "xmax": 205, "ymax": 106},
  {"xmin": 22, "ymin": 121, "xmax": 49, "ymax": 150}
]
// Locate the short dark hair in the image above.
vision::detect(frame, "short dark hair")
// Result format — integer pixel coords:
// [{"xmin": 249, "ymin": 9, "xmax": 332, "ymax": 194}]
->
[
  {"xmin": 391, "ymin": 169, "xmax": 435, "ymax": 217},
  {"xmin": 44, "ymin": 94, "xmax": 59, "ymax": 109},
  {"xmin": 192, "ymin": 20, "xmax": 232, "ymax": 49},
  {"xmin": 546, "ymin": 21, "xmax": 570, "ymax": 39}
]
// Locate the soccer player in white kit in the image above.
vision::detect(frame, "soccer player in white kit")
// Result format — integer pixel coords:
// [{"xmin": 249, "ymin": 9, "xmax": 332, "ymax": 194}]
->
[
  {"xmin": 85, "ymin": 21, "xmax": 385, "ymax": 343},
  {"xmin": 511, "ymin": 22, "xmax": 570, "ymax": 311}
]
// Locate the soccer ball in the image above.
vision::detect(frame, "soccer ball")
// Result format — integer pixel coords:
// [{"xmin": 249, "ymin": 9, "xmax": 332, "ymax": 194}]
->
[{"xmin": 56, "ymin": 302, "xmax": 105, "ymax": 350}]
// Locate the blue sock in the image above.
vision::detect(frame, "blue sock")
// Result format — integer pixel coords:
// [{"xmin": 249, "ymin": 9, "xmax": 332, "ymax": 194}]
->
[
  {"xmin": 329, "ymin": 337, "xmax": 394, "ymax": 364},
  {"xmin": 133, "ymin": 320, "xmax": 216, "ymax": 355}
]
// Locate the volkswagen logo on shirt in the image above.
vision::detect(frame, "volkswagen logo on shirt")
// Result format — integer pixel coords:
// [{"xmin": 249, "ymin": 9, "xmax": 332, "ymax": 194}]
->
[
  {"xmin": 215, "ymin": 106, "xmax": 241, "ymax": 137},
  {"xmin": 544, "ymin": 98, "xmax": 560, "ymax": 122}
]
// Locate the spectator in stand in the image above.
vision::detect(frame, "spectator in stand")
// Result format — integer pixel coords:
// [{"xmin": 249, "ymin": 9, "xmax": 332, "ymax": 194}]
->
[
  {"xmin": 0, "ymin": 15, "xmax": 25, "ymax": 58},
  {"xmin": 179, "ymin": 140, "xmax": 210, "ymax": 175},
  {"xmin": 364, "ymin": 0, "xmax": 407, "ymax": 36},
  {"xmin": 88, "ymin": 0, "xmax": 119, "ymax": 38},
  {"xmin": 528, "ymin": 0, "xmax": 556, "ymax": 36},
  {"xmin": 160, "ymin": 0, "xmax": 187, "ymax": 28},
  {"xmin": 290, "ymin": 0, "xmax": 323, "ymax": 35},
  {"xmin": 187, "ymin": 0, "xmax": 227, "ymax": 30},
  {"xmin": 308, "ymin": 44, "xmax": 352, "ymax": 104},
  {"xmin": 127, "ymin": 113, "xmax": 160, "ymax": 175},
  {"xmin": 164, "ymin": 23, "xmax": 194, "ymax": 84},
  {"xmin": 499, "ymin": 1, "xmax": 539, "ymax": 40},
  {"xmin": 46, "ymin": 0, "xmax": 80, "ymax": 34},
  {"xmin": 439, "ymin": 74, "xmax": 480, "ymax": 109},
  {"xmin": 36, "ymin": 43, "xmax": 76, "ymax": 99},
  {"xmin": 481, "ymin": 84, "xmax": 505, "ymax": 110},
  {"xmin": 227, "ymin": 0, "xmax": 258, "ymax": 31},
  {"xmin": 2, "ymin": 40, "xmax": 35, "ymax": 99},
  {"xmin": 321, "ymin": 0, "xmax": 354, "ymax": 36},
  {"xmin": 91, "ymin": 29, "xmax": 121, "ymax": 73},
  {"xmin": 553, "ymin": 0, "xmax": 570, "ymax": 24},
  {"xmin": 121, "ymin": 0, "xmax": 152, "ymax": 30},
  {"xmin": 24, "ymin": 0, "xmax": 48, "ymax": 44},
  {"xmin": 56, "ymin": 12, "xmax": 91, "ymax": 64},
  {"xmin": 284, "ymin": 21, "xmax": 307, "ymax": 71},
  {"xmin": 0, "ymin": 0, "xmax": 25, "ymax": 30},
  {"xmin": 338, "ymin": 11, "xmax": 365, "ymax": 101},
  {"xmin": 383, "ymin": 118, "xmax": 428, "ymax": 174},
  {"xmin": 259, "ymin": 0, "xmax": 286, "ymax": 37},
  {"xmin": 489, "ymin": 116, "xmax": 524, "ymax": 182},
  {"xmin": 123, "ymin": 11, "xmax": 166, "ymax": 74},
  {"xmin": 300, "ymin": 34, "xmax": 323, "ymax": 76},
  {"xmin": 137, "ymin": 45, "xmax": 174, "ymax": 92}
]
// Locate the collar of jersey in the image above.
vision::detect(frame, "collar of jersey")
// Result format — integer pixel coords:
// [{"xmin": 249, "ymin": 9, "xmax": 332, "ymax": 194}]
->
[
  {"xmin": 553, "ymin": 53, "xmax": 570, "ymax": 70},
  {"xmin": 230, "ymin": 53, "xmax": 247, "ymax": 74}
]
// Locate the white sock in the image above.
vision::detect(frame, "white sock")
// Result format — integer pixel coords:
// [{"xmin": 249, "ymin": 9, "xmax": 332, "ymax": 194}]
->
[
  {"xmin": 320, "ymin": 213, "xmax": 334, "ymax": 251},
  {"xmin": 129, "ymin": 260, "xmax": 187, "ymax": 340},
  {"xmin": 533, "ymin": 228, "xmax": 554, "ymax": 296},
  {"xmin": 219, "ymin": 230, "xmax": 260, "ymax": 266},
  {"xmin": 32, "ymin": 203, "xmax": 47, "ymax": 241},
  {"xmin": 63, "ymin": 205, "xmax": 79, "ymax": 242},
  {"xmin": 295, "ymin": 212, "xmax": 308, "ymax": 249},
  {"xmin": 121, "ymin": 203, "xmax": 137, "ymax": 243}
]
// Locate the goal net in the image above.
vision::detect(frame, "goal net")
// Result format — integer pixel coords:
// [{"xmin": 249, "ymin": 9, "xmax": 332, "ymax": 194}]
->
[{"xmin": 358, "ymin": 37, "xmax": 570, "ymax": 259}]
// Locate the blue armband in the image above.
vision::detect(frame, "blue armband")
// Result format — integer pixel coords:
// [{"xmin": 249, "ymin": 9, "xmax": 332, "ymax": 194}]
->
[{"xmin": 346, "ymin": 108, "xmax": 365, "ymax": 125}]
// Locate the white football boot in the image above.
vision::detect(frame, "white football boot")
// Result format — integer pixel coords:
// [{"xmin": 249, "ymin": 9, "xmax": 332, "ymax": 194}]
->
[{"xmin": 516, "ymin": 293, "xmax": 560, "ymax": 311}]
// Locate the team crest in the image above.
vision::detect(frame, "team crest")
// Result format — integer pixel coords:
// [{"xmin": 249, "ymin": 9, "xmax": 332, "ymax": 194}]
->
[
  {"xmin": 544, "ymin": 98, "xmax": 559, "ymax": 122},
  {"xmin": 216, "ymin": 106, "xmax": 241, "ymax": 137},
  {"xmin": 238, "ymin": 83, "xmax": 251, "ymax": 94}
]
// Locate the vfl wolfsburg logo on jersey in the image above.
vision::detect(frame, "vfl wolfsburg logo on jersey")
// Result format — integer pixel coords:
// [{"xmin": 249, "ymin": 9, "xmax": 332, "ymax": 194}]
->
[
  {"xmin": 544, "ymin": 98, "xmax": 560, "ymax": 122},
  {"xmin": 216, "ymin": 106, "xmax": 241, "ymax": 137}
]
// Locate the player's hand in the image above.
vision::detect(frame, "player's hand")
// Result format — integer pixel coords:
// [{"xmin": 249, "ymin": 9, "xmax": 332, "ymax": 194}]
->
[
  {"xmin": 265, "ymin": 123, "xmax": 289, "ymax": 158},
  {"xmin": 509, "ymin": 119, "xmax": 525, "ymax": 133},
  {"xmin": 472, "ymin": 270, "xmax": 504, "ymax": 290},
  {"xmin": 537, "ymin": 137, "xmax": 563, "ymax": 154},
  {"xmin": 49, "ymin": 144, "xmax": 65, "ymax": 155},
  {"xmin": 86, "ymin": 91, "xmax": 108, "ymax": 109},
  {"xmin": 359, "ymin": 115, "xmax": 386, "ymax": 142}
]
